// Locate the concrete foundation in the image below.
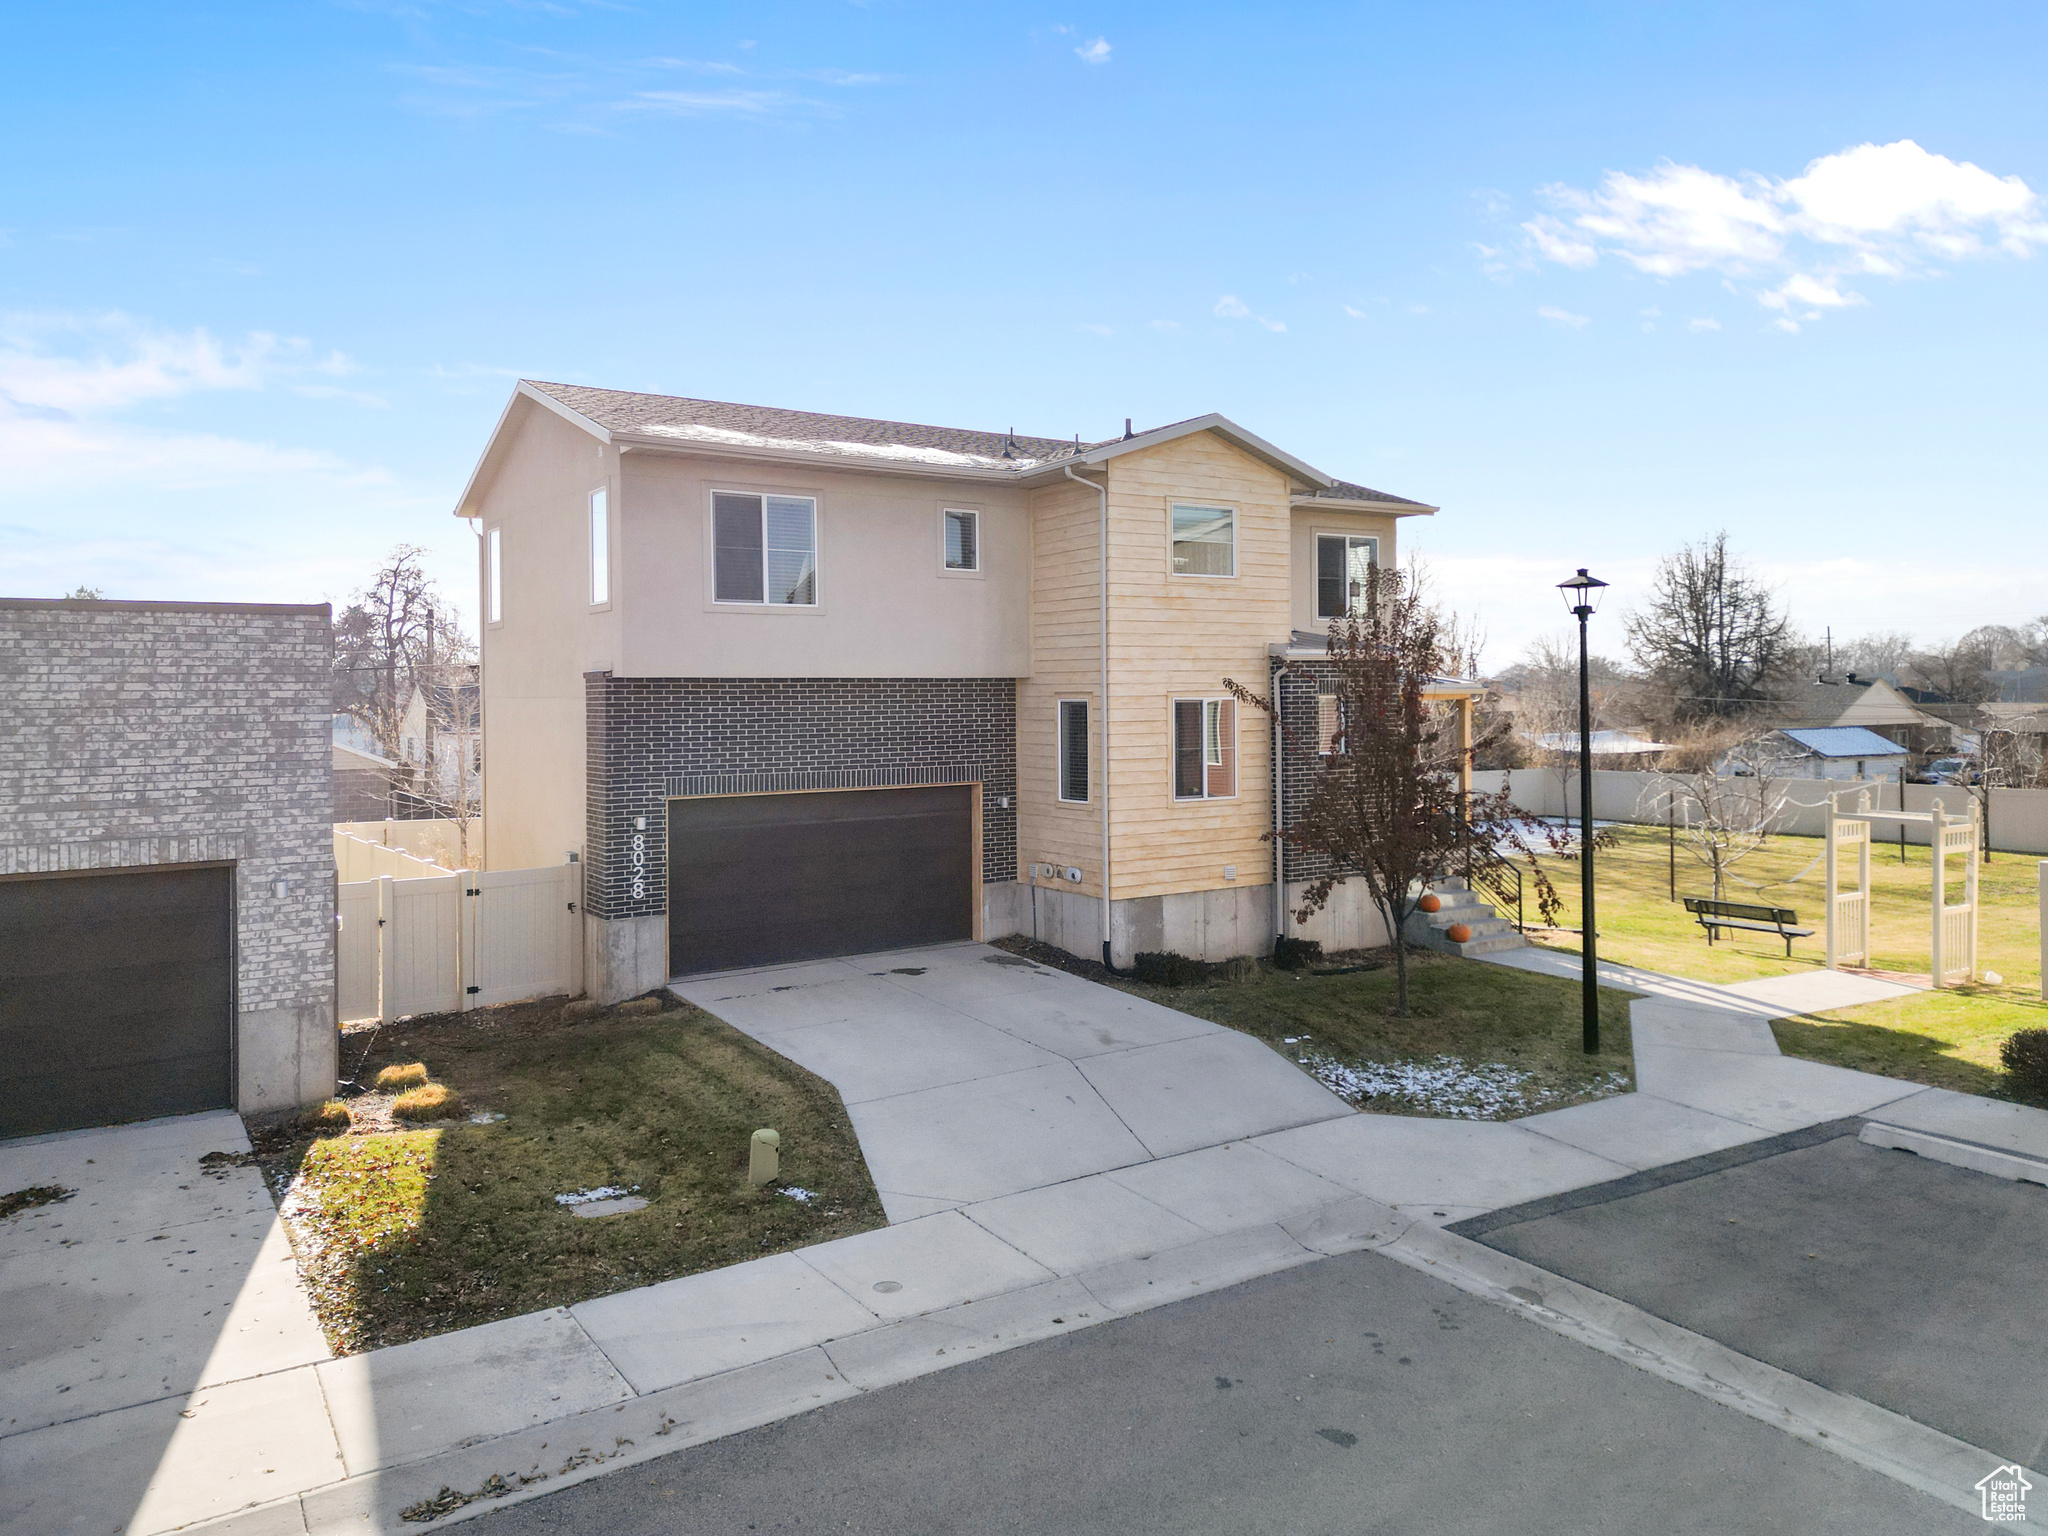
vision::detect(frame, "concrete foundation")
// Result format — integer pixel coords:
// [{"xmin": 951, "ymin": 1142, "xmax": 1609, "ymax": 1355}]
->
[
  {"xmin": 1005, "ymin": 880, "xmax": 1279, "ymax": 969},
  {"xmin": 1282, "ymin": 879, "xmax": 1395, "ymax": 953},
  {"xmin": 237, "ymin": 1004, "xmax": 341, "ymax": 1116},
  {"xmin": 585, "ymin": 913, "xmax": 668, "ymax": 1004}
]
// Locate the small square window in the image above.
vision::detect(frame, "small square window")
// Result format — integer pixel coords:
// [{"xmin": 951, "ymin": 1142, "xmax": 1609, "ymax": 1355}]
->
[
  {"xmin": 1058, "ymin": 700, "xmax": 1089, "ymax": 803},
  {"xmin": 1316, "ymin": 534, "xmax": 1379, "ymax": 619},
  {"xmin": 944, "ymin": 509, "xmax": 979, "ymax": 571},
  {"xmin": 1171, "ymin": 503, "xmax": 1235, "ymax": 577}
]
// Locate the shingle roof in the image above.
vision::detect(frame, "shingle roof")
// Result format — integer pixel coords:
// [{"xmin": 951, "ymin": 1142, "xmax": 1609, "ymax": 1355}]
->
[
  {"xmin": 1294, "ymin": 480, "xmax": 1436, "ymax": 510},
  {"xmin": 1776, "ymin": 726, "xmax": 1909, "ymax": 758},
  {"xmin": 526, "ymin": 381, "xmax": 1106, "ymax": 465}
]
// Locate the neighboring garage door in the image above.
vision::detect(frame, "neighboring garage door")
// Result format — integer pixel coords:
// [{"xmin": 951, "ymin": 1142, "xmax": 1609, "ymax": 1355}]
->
[
  {"xmin": 668, "ymin": 785, "xmax": 974, "ymax": 975},
  {"xmin": 0, "ymin": 866, "xmax": 234, "ymax": 1140}
]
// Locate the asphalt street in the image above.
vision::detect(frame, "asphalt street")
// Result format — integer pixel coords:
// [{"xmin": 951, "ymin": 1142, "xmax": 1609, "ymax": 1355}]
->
[
  {"xmin": 1471, "ymin": 1121, "xmax": 2048, "ymax": 1467},
  {"xmin": 458, "ymin": 1244, "xmax": 1976, "ymax": 1536}
]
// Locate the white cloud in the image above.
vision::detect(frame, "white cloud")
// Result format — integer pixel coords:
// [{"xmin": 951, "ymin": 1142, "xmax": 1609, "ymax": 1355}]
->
[
  {"xmin": 1537, "ymin": 305, "xmax": 1590, "ymax": 329},
  {"xmin": 1149, "ymin": 319, "xmax": 1181, "ymax": 332},
  {"xmin": 1075, "ymin": 37, "xmax": 1111, "ymax": 64},
  {"xmin": 625, "ymin": 89, "xmax": 827, "ymax": 119},
  {"xmin": 1342, "ymin": 304, "xmax": 1368, "ymax": 319},
  {"xmin": 1523, "ymin": 140, "xmax": 2048, "ymax": 326},
  {"xmin": 1213, "ymin": 294, "xmax": 1250, "ymax": 318},
  {"xmin": 1080, "ymin": 322, "xmax": 1114, "ymax": 336},
  {"xmin": 1688, "ymin": 317, "xmax": 1722, "ymax": 331}
]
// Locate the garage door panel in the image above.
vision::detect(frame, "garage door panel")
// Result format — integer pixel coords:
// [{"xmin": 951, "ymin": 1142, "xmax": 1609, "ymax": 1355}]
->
[
  {"xmin": 669, "ymin": 786, "xmax": 973, "ymax": 975},
  {"xmin": 0, "ymin": 867, "xmax": 233, "ymax": 1139}
]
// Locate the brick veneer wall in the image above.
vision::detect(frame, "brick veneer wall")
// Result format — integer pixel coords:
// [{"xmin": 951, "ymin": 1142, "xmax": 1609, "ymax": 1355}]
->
[
  {"xmin": 0, "ymin": 598, "xmax": 337, "ymax": 1110},
  {"xmin": 1274, "ymin": 660, "xmax": 1347, "ymax": 884},
  {"xmin": 584, "ymin": 675, "xmax": 1017, "ymax": 922}
]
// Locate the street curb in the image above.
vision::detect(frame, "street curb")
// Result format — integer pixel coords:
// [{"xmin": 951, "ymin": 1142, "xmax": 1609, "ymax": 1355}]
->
[
  {"xmin": 1859, "ymin": 1121, "xmax": 2048, "ymax": 1187},
  {"xmin": 1376, "ymin": 1219, "xmax": 2026, "ymax": 1519}
]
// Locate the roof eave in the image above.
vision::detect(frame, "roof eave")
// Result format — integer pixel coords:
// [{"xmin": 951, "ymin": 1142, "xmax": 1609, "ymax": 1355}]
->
[
  {"xmin": 453, "ymin": 381, "xmax": 614, "ymax": 520},
  {"xmin": 610, "ymin": 431, "xmax": 1037, "ymax": 483},
  {"xmin": 1289, "ymin": 494, "xmax": 1439, "ymax": 517},
  {"xmin": 1016, "ymin": 413, "xmax": 1337, "ymax": 489}
]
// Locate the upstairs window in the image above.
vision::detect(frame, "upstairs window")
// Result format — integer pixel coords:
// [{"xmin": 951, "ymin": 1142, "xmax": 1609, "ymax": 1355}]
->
[
  {"xmin": 714, "ymin": 491, "xmax": 817, "ymax": 606},
  {"xmin": 589, "ymin": 488, "xmax": 609, "ymax": 606},
  {"xmin": 1171, "ymin": 502, "xmax": 1235, "ymax": 577},
  {"xmin": 1058, "ymin": 699, "xmax": 1089, "ymax": 803},
  {"xmin": 486, "ymin": 527, "xmax": 502, "ymax": 624},
  {"xmin": 1173, "ymin": 698, "xmax": 1237, "ymax": 799},
  {"xmin": 943, "ymin": 508, "xmax": 979, "ymax": 571},
  {"xmin": 1316, "ymin": 533, "xmax": 1379, "ymax": 619}
]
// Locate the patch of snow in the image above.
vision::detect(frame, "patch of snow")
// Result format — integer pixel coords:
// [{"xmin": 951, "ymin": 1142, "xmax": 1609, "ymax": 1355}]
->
[
  {"xmin": 632, "ymin": 420, "xmax": 1039, "ymax": 471},
  {"xmin": 554, "ymin": 1185, "xmax": 632, "ymax": 1206},
  {"xmin": 468, "ymin": 1111, "xmax": 505, "ymax": 1125},
  {"xmin": 1297, "ymin": 1050, "xmax": 1629, "ymax": 1120},
  {"xmin": 779, "ymin": 1186, "xmax": 819, "ymax": 1203}
]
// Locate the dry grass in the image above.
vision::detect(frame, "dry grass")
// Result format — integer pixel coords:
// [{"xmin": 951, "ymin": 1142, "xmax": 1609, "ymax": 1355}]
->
[
  {"xmin": 301, "ymin": 1099, "xmax": 352, "ymax": 1133},
  {"xmin": 373, "ymin": 1062, "xmax": 428, "ymax": 1092},
  {"xmin": 252, "ymin": 991, "xmax": 884, "ymax": 1354},
  {"xmin": 390, "ymin": 1082, "xmax": 463, "ymax": 1122}
]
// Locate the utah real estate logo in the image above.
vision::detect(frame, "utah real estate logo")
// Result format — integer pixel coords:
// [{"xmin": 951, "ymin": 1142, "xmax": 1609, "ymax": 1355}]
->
[{"xmin": 1978, "ymin": 1464, "xmax": 2032, "ymax": 1523}]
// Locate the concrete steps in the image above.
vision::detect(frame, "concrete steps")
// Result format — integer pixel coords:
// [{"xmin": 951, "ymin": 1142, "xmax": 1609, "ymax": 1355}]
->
[{"xmin": 1403, "ymin": 876, "xmax": 1528, "ymax": 958}]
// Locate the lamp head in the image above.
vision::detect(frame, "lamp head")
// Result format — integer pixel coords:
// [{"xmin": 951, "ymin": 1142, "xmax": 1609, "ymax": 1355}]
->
[{"xmin": 1557, "ymin": 568, "xmax": 1609, "ymax": 617}]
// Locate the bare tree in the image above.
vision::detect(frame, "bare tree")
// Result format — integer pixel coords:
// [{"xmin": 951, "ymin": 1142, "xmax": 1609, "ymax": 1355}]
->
[
  {"xmin": 333, "ymin": 546, "xmax": 476, "ymax": 818},
  {"xmin": 1625, "ymin": 532, "xmax": 1796, "ymax": 718},
  {"xmin": 1903, "ymin": 633, "xmax": 2002, "ymax": 705},
  {"xmin": 1834, "ymin": 629, "xmax": 1916, "ymax": 682},
  {"xmin": 1643, "ymin": 723, "xmax": 1796, "ymax": 901},
  {"xmin": 1226, "ymin": 564, "xmax": 1568, "ymax": 1014}
]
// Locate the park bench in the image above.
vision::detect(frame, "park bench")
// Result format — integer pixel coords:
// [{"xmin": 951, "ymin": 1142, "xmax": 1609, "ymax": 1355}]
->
[{"xmin": 1681, "ymin": 897, "xmax": 1815, "ymax": 957}]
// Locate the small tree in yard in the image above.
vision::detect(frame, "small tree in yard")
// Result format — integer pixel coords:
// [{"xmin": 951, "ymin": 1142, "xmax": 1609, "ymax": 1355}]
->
[
  {"xmin": 1226, "ymin": 563, "xmax": 1571, "ymax": 1016},
  {"xmin": 1644, "ymin": 723, "xmax": 1796, "ymax": 900}
]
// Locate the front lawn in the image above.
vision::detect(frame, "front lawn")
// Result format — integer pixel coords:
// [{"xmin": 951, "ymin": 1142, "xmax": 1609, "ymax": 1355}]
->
[
  {"xmin": 994, "ymin": 938, "xmax": 1636, "ymax": 1119},
  {"xmin": 1771, "ymin": 990, "xmax": 2048, "ymax": 1105},
  {"xmin": 252, "ymin": 993, "xmax": 885, "ymax": 1354}
]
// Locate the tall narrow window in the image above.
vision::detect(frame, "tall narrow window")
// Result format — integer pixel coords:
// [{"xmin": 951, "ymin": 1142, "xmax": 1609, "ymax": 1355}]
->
[
  {"xmin": 486, "ymin": 526, "xmax": 502, "ymax": 624},
  {"xmin": 1173, "ymin": 698, "xmax": 1236, "ymax": 799},
  {"xmin": 1316, "ymin": 534, "xmax": 1380, "ymax": 619},
  {"xmin": 944, "ymin": 508, "xmax": 979, "ymax": 571},
  {"xmin": 1058, "ymin": 700, "xmax": 1089, "ymax": 803},
  {"xmin": 1316, "ymin": 693, "xmax": 1342, "ymax": 756},
  {"xmin": 589, "ymin": 488, "xmax": 609, "ymax": 606},
  {"xmin": 1171, "ymin": 503, "xmax": 1235, "ymax": 577},
  {"xmin": 713, "ymin": 491, "xmax": 818, "ymax": 605}
]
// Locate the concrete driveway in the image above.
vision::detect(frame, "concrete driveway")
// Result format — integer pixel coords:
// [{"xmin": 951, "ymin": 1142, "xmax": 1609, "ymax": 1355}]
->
[
  {"xmin": 673, "ymin": 942, "xmax": 1356, "ymax": 1221},
  {"xmin": 0, "ymin": 1110, "xmax": 335, "ymax": 1533}
]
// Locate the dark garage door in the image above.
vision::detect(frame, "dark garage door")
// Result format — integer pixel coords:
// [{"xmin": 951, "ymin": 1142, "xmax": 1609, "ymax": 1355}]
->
[
  {"xmin": 668, "ymin": 786, "xmax": 974, "ymax": 975},
  {"xmin": 0, "ymin": 866, "xmax": 234, "ymax": 1140}
]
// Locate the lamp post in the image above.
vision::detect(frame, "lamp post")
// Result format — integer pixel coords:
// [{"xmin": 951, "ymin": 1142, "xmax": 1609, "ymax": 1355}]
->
[{"xmin": 1558, "ymin": 568, "xmax": 1609, "ymax": 1053}]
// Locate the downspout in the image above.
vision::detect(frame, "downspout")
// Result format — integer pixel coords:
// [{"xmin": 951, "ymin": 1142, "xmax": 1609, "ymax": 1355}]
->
[{"xmin": 1065, "ymin": 462, "xmax": 1113, "ymax": 972}]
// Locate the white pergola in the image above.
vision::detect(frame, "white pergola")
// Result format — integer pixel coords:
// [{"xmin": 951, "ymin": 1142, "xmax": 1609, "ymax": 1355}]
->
[{"xmin": 1824, "ymin": 789, "xmax": 1979, "ymax": 987}]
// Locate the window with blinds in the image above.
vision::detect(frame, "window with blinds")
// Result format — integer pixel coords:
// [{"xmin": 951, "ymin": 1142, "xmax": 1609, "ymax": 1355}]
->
[
  {"xmin": 1173, "ymin": 697, "xmax": 1236, "ymax": 799},
  {"xmin": 1316, "ymin": 534, "xmax": 1379, "ymax": 619},
  {"xmin": 713, "ymin": 491, "xmax": 818, "ymax": 606},
  {"xmin": 943, "ymin": 508, "xmax": 979, "ymax": 571},
  {"xmin": 1058, "ymin": 699, "xmax": 1089, "ymax": 803}
]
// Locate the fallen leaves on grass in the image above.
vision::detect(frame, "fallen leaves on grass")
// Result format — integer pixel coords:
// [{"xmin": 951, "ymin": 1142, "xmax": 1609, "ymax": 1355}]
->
[
  {"xmin": 0, "ymin": 1184, "xmax": 74, "ymax": 1220},
  {"xmin": 1297, "ymin": 1049, "xmax": 1631, "ymax": 1119}
]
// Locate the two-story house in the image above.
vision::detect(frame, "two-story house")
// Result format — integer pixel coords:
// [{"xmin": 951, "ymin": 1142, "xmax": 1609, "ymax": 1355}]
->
[{"xmin": 455, "ymin": 381, "xmax": 1446, "ymax": 1002}]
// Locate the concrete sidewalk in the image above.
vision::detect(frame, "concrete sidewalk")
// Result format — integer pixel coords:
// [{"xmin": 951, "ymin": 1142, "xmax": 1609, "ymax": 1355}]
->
[{"xmin": 6, "ymin": 944, "xmax": 2044, "ymax": 1536}]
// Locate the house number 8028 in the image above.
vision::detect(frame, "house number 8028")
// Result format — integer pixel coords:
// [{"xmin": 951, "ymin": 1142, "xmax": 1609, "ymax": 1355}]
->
[{"xmin": 631, "ymin": 832, "xmax": 646, "ymax": 901}]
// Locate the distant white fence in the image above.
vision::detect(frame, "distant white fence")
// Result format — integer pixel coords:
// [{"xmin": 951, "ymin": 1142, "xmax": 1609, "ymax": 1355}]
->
[
  {"xmin": 334, "ymin": 832, "xmax": 451, "ymax": 882},
  {"xmin": 336, "ymin": 865, "xmax": 582, "ymax": 1023},
  {"xmin": 335, "ymin": 818, "xmax": 477, "ymax": 871},
  {"xmin": 1475, "ymin": 768, "xmax": 2048, "ymax": 856}
]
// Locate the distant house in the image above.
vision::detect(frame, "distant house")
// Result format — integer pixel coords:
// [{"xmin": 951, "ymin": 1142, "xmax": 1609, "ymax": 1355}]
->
[
  {"xmin": 397, "ymin": 672, "xmax": 481, "ymax": 810},
  {"xmin": 1757, "ymin": 676, "xmax": 1955, "ymax": 759},
  {"xmin": 1733, "ymin": 726, "xmax": 1909, "ymax": 782},
  {"xmin": 1525, "ymin": 728, "xmax": 1671, "ymax": 763},
  {"xmin": 332, "ymin": 717, "xmax": 398, "ymax": 822}
]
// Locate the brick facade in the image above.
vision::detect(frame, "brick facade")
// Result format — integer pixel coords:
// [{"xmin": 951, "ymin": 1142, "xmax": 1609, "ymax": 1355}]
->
[
  {"xmin": 0, "ymin": 599, "xmax": 337, "ymax": 1112},
  {"xmin": 1274, "ymin": 660, "xmax": 1348, "ymax": 884},
  {"xmin": 583, "ymin": 675, "xmax": 1017, "ymax": 922}
]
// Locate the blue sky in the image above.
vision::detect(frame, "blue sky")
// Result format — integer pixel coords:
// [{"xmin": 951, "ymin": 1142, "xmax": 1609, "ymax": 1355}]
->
[{"xmin": 3, "ymin": 1, "xmax": 2043, "ymax": 665}]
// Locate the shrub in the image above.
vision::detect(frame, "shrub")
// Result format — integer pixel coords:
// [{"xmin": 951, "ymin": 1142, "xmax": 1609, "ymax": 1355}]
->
[
  {"xmin": 302, "ymin": 1098, "xmax": 352, "ymax": 1133},
  {"xmin": 373, "ymin": 1062, "xmax": 429, "ymax": 1092},
  {"xmin": 1134, "ymin": 951, "xmax": 1212, "ymax": 987},
  {"xmin": 2000, "ymin": 1029, "xmax": 2048, "ymax": 1095},
  {"xmin": 391, "ymin": 1082, "xmax": 463, "ymax": 1122},
  {"xmin": 1272, "ymin": 936, "xmax": 1324, "ymax": 971}
]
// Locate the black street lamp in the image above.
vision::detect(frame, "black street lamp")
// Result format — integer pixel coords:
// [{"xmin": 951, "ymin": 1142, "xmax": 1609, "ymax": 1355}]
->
[{"xmin": 1557, "ymin": 568, "xmax": 1609, "ymax": 1053}]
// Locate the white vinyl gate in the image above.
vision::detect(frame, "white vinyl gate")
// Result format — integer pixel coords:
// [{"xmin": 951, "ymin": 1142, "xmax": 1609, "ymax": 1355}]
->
[{"xmin": 337, "ymin": 865, "xmax": 581, "ymax": 1022}]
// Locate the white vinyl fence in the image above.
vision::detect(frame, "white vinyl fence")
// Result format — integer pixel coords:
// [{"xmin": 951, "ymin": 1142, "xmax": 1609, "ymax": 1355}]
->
[
  {"xmin": 1474, "ymin": 768, "xmax": 2048, "ymax": 856},
  {"xmin": 334, "ymin": 832, "xmax": 451, "ymax": 882},
  {"xmin": 335, "ymin": 818, "xmax": 476, "ymax": 871},
  {"xmin": 337, "ymin": 865, "xmax": 582, "ymax": 1023}
]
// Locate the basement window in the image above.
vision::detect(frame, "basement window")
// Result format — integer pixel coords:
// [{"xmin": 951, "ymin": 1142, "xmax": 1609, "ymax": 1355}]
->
[
  {"xmin": 1058, "ymin": 699, "xmax": 1089, "ymax": 803},
  {"xmin": 713, "ymin": 491, "xmax": 818, "ymax": 606},
  {"xmin": 943, "ymin": 509, "xmax": 980, "ymax": 572},
  {"xmin": 1173, "ymin": 698, "xmax": 1237, "ymax": 799},
  {"xmin": 1316, "ymin": 533, "xmax": 1379, "ymax": 619}
]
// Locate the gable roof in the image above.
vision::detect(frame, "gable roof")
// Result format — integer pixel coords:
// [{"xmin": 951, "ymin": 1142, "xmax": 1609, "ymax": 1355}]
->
[
  {"xmin": 1752, "ymin": 678, "xmax": 1930, "ymax": 730},
  {"xmin": 455, "ymin": 381, "xmax": 1437, "ymax": 517},
  {"xmin": 1775, "ymin": 726, "xmax": 1908, "ymax": 758}
]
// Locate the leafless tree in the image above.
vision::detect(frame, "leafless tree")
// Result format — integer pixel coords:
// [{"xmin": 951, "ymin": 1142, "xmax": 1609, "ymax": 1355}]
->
[
  {"xmin": 1625, "ymin": 532, "xmax": 1797, "ymax": 719},
  {"xmin": 333, "ymin": 546, "xmax": 476, "ymax": 819},
  {"xmin": 1642, "ymin": 723, "xmax": 1797, "ymax": 901},
  {"xmin": 1226, "ymin": 564, "xmax": 1568, "ymax": 1015},
  {"xmin": 1903, "ymin": 632, "xmax": 2002, "ymax": 705}
]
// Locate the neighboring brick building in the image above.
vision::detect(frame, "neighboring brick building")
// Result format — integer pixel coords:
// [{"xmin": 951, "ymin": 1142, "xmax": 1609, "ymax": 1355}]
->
[{"xmin": 0, "ymin": 598, "xmax": 336, "ymax": 1137}]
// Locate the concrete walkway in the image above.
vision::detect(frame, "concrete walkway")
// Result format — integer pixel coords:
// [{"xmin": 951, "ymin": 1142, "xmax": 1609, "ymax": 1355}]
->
[{"xmin": 6, "ymin": 943, "xmax": 2046, "ymax": 1535}]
